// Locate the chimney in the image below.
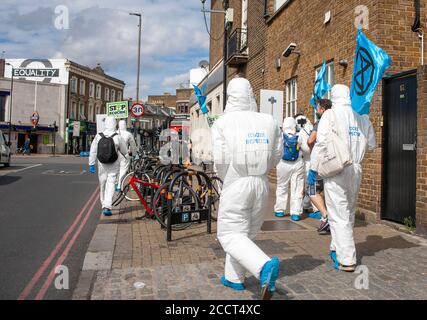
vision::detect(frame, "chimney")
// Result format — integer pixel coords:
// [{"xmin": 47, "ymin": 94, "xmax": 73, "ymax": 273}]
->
[{"xmin": 0, "ymin": 59, "xmax": 5, "ymax": 78}]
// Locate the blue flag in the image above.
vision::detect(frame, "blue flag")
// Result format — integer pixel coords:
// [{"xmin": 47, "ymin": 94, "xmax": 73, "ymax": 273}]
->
[
  {"xmin": 193, "ymin": 84, "xmax": 209, "ymax": 115},
  {"xmin": 350, "ymin": 28, "xmax": 392, "ymax": 115},
  {"xmin": 310, "ymin": 60, "xmax": 331, "ymax": 108}
]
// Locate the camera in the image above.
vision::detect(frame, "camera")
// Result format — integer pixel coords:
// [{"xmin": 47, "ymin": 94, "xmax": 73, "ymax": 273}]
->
[
  {"xmin": 297, "ymin": 118, "xmax": 307, "ymax": 127},
  {"xmin": 282, "ymin": 43, "xmax": 297, "ymax": 58}
]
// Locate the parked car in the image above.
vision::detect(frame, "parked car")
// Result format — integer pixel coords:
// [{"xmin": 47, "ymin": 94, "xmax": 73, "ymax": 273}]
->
[{"xmin": 0, "ymin": 130, "xmax": 11, "ymax": 167}]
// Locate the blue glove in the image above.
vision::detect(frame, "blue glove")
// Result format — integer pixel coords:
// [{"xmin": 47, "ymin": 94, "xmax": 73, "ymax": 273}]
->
[
  {"xmin": 307, "ymin": 170, "xmax": 317, "ymax": 186},
  {"xmin": 89, "ymin": 165, "xmax": 96, "ymax": 174}
]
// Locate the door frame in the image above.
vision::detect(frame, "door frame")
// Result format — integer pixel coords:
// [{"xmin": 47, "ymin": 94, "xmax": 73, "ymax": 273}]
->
[{"xmin": 381, "ymin": 69, "xmax": 418, "ymax": 223}]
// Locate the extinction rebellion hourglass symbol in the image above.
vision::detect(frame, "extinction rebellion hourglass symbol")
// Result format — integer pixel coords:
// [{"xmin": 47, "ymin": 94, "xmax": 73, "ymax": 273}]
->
[{"xmin": 354, "ymin": 47, "xmax": 375, "ymax": 96}]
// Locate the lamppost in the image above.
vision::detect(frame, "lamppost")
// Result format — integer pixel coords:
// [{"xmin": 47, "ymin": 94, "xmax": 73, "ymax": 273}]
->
[
  {"xmin": 5, "ymin": 63, "xmax": 14, "ymax": 144},
  {"xmin": 200, "ymin": 0, "xmax": 230, "ymax": 111},
  {"xmin": 129, "ymin": 12, "xmax": 142, "ymax": 102}
]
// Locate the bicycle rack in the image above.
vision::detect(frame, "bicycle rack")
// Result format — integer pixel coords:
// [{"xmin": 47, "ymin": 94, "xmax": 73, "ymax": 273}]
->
[{"xmin": 166, "ymin": 171, "xmax": 213, "ymax": 241}]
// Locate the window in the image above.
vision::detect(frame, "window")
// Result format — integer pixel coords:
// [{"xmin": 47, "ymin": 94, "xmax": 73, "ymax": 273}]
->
[
  {"xmin": 79, "ymin": 79, "xmax": 86, "ymax": 95},
  {"xmin": 89, "ymin": 82, "xmax": 95, "ymax": 98},
  {"xmin": 79, "ymin": 103, "xmax": 85, "ymax": 120},
  {"xmin": 111, "ymin": 89, "xmax": 116, "ymax": 102},
  {"xmin": 96, "ymin": 104, "xmax": 101, "ymax": 115},
  {"xmin": 96, "ymin": 84, "xmax": 102, "ymax": 100},
  {"xmin": 88, "ymin": 104, "xmax": 94, "ymax": 121},
  {"xmin": 70, "ymin": 102, "xmax": 77, "ymax": 119},
  {"xmin": 0, "ymin": 95, "xmax": 6, "ymax": 122},
  {"xmin": 70, "ymin": 77, "xmax": 78, "ymax": 93},
  {"xmin": 241, "ymin": 0, "xmax": 248, "ymax": 49},
  {"xmin": 315, "ymin": 62, "xmax": 334, "ymax": 100},
  {"xmin": 105, "ymin": 88, "xmax": 110, "ymax": 101},
  {"xmin": 275, "ymin": 0, "xmax": 290, "ymax": 11},
  {"xmin": 117, "ymin": 91, "xmax": 122, "ymax": 101},
  {"xmin": 285, "ymin": 78, "xmax": 298, "ymax": 118}
]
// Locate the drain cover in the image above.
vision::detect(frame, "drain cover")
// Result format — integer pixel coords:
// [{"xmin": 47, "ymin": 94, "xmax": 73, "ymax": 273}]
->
[{"xmin": 261, "ymin": 220, "xmax": 306, "ymax": 232}]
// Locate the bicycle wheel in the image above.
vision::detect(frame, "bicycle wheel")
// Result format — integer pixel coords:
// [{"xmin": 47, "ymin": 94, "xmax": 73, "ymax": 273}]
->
[
  {"xmin": 208, "ymin": 176, "xmax": 223, "ymax": 221},
  {"xmin": 153, "ymin": 180, "xmax": 200, "ymax": 231},
  {"xmin": 122, "ymin": 172, "xmax": 151, "ymax": 202}
]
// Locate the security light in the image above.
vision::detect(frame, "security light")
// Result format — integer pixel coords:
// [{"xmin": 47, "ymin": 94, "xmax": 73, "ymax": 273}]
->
[{"xmin": 283, "ymin": 43, "xmax": 299, "ymax": 57}]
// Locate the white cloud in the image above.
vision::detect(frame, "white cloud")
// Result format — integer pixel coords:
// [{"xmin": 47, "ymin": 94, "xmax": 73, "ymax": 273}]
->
[
  {"xmin": 0, "ymin": 0, "xmax": 209, "ymax": 99},
  {"xmin": 162, "ymin": 72, "xmax": 190, "ymax": 88}
]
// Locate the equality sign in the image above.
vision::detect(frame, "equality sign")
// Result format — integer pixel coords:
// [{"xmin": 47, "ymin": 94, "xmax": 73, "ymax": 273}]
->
[{"xmin": 107, "ymin": 101, "xmax": 129, "ymax": 119}]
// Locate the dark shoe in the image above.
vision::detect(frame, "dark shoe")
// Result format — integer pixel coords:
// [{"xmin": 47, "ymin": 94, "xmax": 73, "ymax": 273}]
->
[
  {"xmin": 318, "ymin": 219, "xmax": 330, "ymax": 234},
  {"xmin": 260, "ymin": 257, "xmax": 280, "ymax": 300}
]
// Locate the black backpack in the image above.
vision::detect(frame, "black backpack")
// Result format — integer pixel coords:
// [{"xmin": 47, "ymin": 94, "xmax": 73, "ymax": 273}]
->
[{"xmin": 97, "ymin": 133, "xmax": 118, "ymax": 164}]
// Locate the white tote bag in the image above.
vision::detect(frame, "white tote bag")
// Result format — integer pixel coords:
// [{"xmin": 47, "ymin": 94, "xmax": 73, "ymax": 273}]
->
[{"xmin": 317, "ymin": 111, "xmax": 352, "ymax": 178}]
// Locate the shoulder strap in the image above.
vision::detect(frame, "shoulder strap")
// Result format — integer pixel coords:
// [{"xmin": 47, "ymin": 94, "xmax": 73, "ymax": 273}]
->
[
  {"xmin": 110, "ymin": 133, "xmax": 117, "ymax": 138},
  {"xmin": 99, "ymin": 133, "xmax": 105, "ymax": 138}
]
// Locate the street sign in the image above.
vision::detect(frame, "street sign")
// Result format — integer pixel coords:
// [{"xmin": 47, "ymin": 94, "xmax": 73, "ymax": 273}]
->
[
  {"xmin": 30, "ymin": 111, "xmax": 40, "ymax": 126},
  {"xmin": 107, "ymin": 101, "xmax": 129, "ymax": 119},
  {"xmin": 73, "ymin": 121, "xmax": 80, "ymax": 137},
  {"xmin": 130, "ymin": 102, "xmax": 145, "ymax": 118}
]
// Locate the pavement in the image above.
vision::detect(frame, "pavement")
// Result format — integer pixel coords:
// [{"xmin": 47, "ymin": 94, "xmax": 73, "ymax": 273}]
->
[
  {"xmin": 0, "ymin": 156, "xmax": 100, "ymax": 300},
  {"xmin": 73, "ymin": 182, "xmax": 427, "ymax": 301}
]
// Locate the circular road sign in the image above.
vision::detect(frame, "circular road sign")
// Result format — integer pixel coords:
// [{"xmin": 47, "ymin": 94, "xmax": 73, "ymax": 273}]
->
[
  {"xmin": 31, "ymin": 111, "xmax": 40, "ymax": 126},
  {"xmin": 131, "ymin": 103, "xmax": 145, "ymax": 118}
]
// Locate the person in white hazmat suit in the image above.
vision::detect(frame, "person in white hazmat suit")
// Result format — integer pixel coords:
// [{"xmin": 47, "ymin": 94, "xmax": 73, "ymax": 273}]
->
[
  {"xmin": 294, "ymin": 114, "xmax": 319, "ymax": 217},
  {"xmin": 89, "ymin": 116, "xmax": 128, "ymax": 216},
  {"xmin": 274, "ymin": 117, "xmax": 305, "ymax": 222},
  {"xmin": 211, "ymin": 77, "xmax": 283, "ymax": 300},
  {"xmin": 309, "ymin": 84, "xmax": 376, "ymax": 272},
  {"xmin": 117, "ymin": 120, "xmax": 137, "ymax": 191}
]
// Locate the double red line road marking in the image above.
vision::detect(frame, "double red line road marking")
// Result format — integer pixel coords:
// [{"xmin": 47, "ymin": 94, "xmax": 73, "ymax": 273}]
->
[{"xmin": 18, "ymin": 186, "xmax": 100, "ymax": 300}]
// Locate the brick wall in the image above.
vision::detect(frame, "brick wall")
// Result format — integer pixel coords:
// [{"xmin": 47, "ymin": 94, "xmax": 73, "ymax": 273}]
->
[
  {"xmin": 243, "ymin": 0, "xmax": 267, "ymax": 105},
  {"xmin": 417, "ymin": 65, "xmax": 427, "ymax": 234},
  {"xmin": 263, "ymin": 0, "xmax": 426, "ymax": 223}
]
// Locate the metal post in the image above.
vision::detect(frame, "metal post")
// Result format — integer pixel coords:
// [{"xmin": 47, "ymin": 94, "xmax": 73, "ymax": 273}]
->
[
  {"xmin": 8, "ymin": 68, "xmax": 14, "ymax": 144},
  {"xmin": 53, "ymin": 121, "xmax": 57, "ymax": 157},
  {"xmin": 223, "ymin": 0, "xmax": 229, "ymax": 111},
  {"xmin": 130, "ymin": 13, "xmax": 142, "ymax": 102},
  {"xmin": 137, "ymin": 15, "xmax": 142, "ymax": 102}
]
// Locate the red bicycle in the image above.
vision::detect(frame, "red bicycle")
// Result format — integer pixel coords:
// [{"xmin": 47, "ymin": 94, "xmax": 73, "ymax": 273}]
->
[{"xmin": 113, "ymin": 172, "xmax": 201, "ymax": 230}]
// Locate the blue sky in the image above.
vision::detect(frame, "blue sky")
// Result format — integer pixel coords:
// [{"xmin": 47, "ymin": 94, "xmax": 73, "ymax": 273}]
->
[{"xmin": 0, "ymin": 0, "xmax": 210, "ymax": 101}]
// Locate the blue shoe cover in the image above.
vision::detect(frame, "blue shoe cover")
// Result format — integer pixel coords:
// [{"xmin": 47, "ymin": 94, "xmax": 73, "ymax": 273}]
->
[
  {"xmin": 330, "ymin": 251, "xmax": 339, "ymax": 270},
  {"xmin": 308, "ymin": 211, "xmax": 322, "ymax": 220},
  {"xmin": 102, "ymin": 209, "xmax": 112, "ymax": 217},
  {"xmin": 291, "ymin": 215, "xmax": 301, "ymax": 222},
  {"xmin": 221, "ymin": 276, "xmax": 246, "ymax": 291},
  {"xmin": 115, "ymin": 185, "xmax": 121, "ymax": 192},
  {"xmin": 275, "ymin": 211, "xmax": 285, "ymax": 218},
  {"xmin": 260, "ymin": 257, "xmax": 280, "ymax": 293}
]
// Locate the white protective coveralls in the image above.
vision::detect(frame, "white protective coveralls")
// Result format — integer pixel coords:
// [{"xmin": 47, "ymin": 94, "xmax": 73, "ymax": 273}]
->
[
  {"xmin": 274, "ymin": 117, "xmax": 305, "ymax": 216},
  {"xmin": 212, "ymin": 77, "xmax": 283, "ymax": 284},
  {"xmin": 295, "ymin": 115, "xmax": 316, "ymax": 211},
  {"xmin": 311, "ymin": 84, "xmax": 376, "ymax": 266},
  {"xmin": 118, "ymin": 120, "xmax": 137, "ymax": 187},
  {"xmin": 89, "ymin": 117, "xmax": 128, "ymax": 210}
]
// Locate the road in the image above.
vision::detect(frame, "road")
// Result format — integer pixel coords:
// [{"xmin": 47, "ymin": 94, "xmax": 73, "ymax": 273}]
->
[{"xmin": 0, "ymin": 156, "xmax": 101, "ymax": 300}]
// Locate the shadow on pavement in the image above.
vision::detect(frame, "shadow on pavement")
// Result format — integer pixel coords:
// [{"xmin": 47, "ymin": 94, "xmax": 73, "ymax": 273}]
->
[
  {"xmin": 357, "ymin": 235, "xmax": 420, "ymax": 264},
  {"xmin": 0, "ymin": 175, "xmax": 22, "ymax": 185},
  {"xmin": 245, "ymin": 255, "xmax": 324, "ymax": 300}
]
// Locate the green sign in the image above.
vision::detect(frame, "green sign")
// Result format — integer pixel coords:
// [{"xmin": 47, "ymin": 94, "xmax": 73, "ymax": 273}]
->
[
  {"xmin": 207, "ymin": 115, "xmax": 220, "ymax": 128},
  {"xmin": 43, "ymin": 135, "xmax": 50, "ymax": 145},
  {"xmin": 107, "ymin": 101, "xmax": 129, "ymax": 119}
]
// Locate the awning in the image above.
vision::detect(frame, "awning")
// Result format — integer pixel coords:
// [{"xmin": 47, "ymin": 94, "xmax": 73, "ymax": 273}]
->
[{"xmin": 0, "ymin": 123, "xmax": 56, "ymax": 132}]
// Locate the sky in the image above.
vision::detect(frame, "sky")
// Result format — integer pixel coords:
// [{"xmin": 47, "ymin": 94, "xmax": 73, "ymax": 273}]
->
[{"xmin": 0, "ymin": 0, "xmax": 210, "ymax": 101}]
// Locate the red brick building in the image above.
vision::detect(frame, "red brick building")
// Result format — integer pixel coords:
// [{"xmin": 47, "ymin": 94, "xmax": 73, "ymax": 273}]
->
[{"xmin": 205, "ymin": 0, "xmax": 427, "ymax": 234}]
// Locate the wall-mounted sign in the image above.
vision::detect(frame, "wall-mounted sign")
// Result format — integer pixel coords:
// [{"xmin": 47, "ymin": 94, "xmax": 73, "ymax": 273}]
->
[
  {"xmin": 107, "ymin": 101, "xmax": 129, "ymax": 119},
  {"xmin": 130, "ymin": 103, "xmax": 145, "ymax": 118},
  {"xmin": 260, "ymin": 89, "xmax": 284, "ymax": 128},
  {"xmin": 5, "ymin": 59, "xmax": 69, "ymax": 84},
  {"xmin": 30, "ymin": 111, "xmax": 40, "ymax": 126}
]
